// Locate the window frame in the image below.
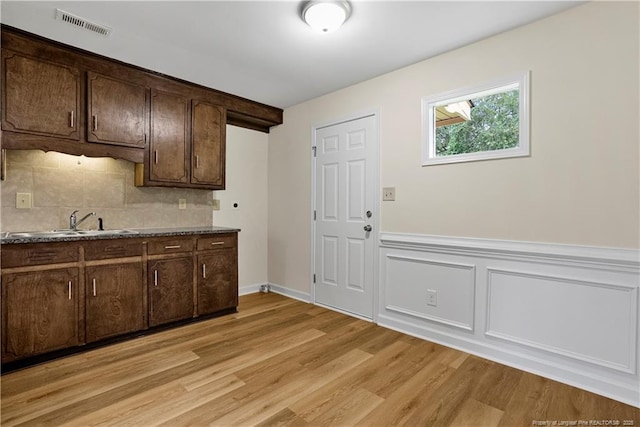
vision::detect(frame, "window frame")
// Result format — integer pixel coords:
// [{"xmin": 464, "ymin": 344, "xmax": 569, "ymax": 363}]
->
[{"xmin": 421, "ymin": 71, "xmax": 530, "ymax": 166}]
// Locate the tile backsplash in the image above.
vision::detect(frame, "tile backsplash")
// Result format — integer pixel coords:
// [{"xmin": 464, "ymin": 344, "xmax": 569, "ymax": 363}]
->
[{"xmin": 0, "ymin": 150, "xmax": 214, "ymax": 232}]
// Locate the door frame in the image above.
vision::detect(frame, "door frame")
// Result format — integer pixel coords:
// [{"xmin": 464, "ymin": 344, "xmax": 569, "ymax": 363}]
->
[{"xmin": 310, "ymin": 109, "xmax": 381, "ymax": 322}]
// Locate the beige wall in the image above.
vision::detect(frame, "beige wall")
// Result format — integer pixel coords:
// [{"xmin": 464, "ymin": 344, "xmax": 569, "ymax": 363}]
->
[
  {"xmin": 213, "ymin": 126, "xmax": 269, "ymax": 288},
  {"xmin": 267, "ymin": 2, "xmax": 640, "ymax": 293},
  {"xmin": 0, "ymin": 150, "xmax": 213, "ymax": 232}
]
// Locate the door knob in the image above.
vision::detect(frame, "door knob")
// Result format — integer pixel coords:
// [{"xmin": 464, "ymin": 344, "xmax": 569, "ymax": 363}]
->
[{"xmin": 364, "ymin": 225, "xmax": 372, "ymax": 232}]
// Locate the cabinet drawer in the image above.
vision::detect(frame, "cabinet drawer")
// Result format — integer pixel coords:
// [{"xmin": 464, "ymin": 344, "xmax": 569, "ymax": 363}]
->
[
  {"xmin": 147, "ymin": 238, "xmax": 194, "ymax": 255},
  {"xmin": 1, "ymin": 243, "xmax": 79, "ymax": 267},
  {"xmin": 84, "ymin": 239, "xmax": 143, "ymax": 260},
  {"xmin": 197, "ymin": 234, "xmax": 236, "ymax": 251}
]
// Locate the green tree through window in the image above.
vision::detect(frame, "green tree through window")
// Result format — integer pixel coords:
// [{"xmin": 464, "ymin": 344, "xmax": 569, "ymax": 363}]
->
[{"xmin": 435, "ymin": 89, "xmax": 519, "ymax": 156}]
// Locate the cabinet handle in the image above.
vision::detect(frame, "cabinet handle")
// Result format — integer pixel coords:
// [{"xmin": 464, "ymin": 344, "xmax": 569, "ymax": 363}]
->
[
  {"xmin": 68, "ymin": 281, "xmax": 72, "ymax": 300},
  {"xmin": 92, "ymin": 115, "xmax": 98, "ymax": 131},
  {"xmin": 154, "ymin": 150, "xmax": 158, "ymax": 164},
  {"xmin": 164, "ymin": 245, "xmax": 181, "ymax": 249},
  {"xmin": 154, "ymin": 270, "xmax": 158, "ymax": 287},
  {"xmin": 210, "ymin": 241, "xmax": 224, "ymax": 246},
  {"xmin": 92, "ymin": 278, "xmax": 96, "ymax": 297},
  {"xmin": 69, "ymin": 110, "xmax": 75, "ymax": 128},
  {"xmin": 195, "ymin": 155, "xmax": 199, "ymax": 169},
  {"xmin": 202, "ymin": 264, "xmax": 206, "ymax": 279}
]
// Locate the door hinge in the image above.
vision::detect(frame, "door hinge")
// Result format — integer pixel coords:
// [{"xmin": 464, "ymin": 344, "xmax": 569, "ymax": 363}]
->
[
  {"xmin": 312, "ymin": 146, "xmax": 317, "ymax": 157},
  {"xmin": 313, "ymin": 274, "xmax": 316, "ymax": 283}
]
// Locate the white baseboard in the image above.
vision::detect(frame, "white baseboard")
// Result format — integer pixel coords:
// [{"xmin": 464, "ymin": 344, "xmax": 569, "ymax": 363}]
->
[
  {"xmin": 267, "ymin": 282, "xmax": 312, "ymax": 303},
  {"xmin": 239, "ymin": 283, "xmax": 264, "ymax": 296},
  {"xmin": 379, "ymin": 232, "xmax": 640, "ymax": 407}
]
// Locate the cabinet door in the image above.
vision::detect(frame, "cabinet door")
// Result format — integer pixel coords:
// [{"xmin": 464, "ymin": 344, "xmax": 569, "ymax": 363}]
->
[
  {"xmin": 148, "ymin": 257, "xmax": 194, "ymax": 327},
  {"xmin": 197, "ymin": 249, "xmax": 238, "ymax": 315},
  {"xmin": 191, "ymin": 101, "xmax": 225, "ymax": 187},
  {"xmin": 87, "ymin": 72, "xmax": 148, "ymax": 148},
  {"xmin": 1, "ymin": 50, "xmax": 80, "ymax": 139},
  {"xmin": 1, "ymin": 268, "xmax": 79, "ymax": 362},
  {"xmin": 85, "ymin": 262, "xmax": 144, "ymax": 343},
  {"xmin": 149, "ymin": 90, "xmax": 189, "ymax": 183}
]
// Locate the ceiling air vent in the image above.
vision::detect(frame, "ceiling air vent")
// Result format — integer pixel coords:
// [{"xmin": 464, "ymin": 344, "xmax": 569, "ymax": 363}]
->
[{"xmin": 55, "ymin": 9, "xmax": 112, "ymax": 37}]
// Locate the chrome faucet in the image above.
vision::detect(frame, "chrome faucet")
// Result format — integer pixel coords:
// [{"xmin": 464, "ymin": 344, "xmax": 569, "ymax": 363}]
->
[{"xmin": 69, "ymin": 210, "xmax": 96, "ymax": 231}]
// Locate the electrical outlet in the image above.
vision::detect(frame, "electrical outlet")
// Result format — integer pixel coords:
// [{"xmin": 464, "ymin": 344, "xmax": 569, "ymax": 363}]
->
[
  {"xmin": 178, "ymin": 198, "xmax": 187, "ymax": 209},
  {"xmin": 427, "ymin": 289, "xmax": 437, "ymax": 307},
  {"xmin": 212, "ymin": 199, "xmax": 220, "ymax": 211},
  {"xmin": 16, "ymin": 193, "xmax": 32, "ymax": 209},
  {"xmin": 383, "ymin": 187, "xmax": 396, "ymax": 201}
]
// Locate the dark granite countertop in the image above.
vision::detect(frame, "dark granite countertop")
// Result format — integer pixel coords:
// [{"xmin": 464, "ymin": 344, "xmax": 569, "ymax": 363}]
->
[{"xmin": 0, "ymin": 226, "xmax": 240, "ymax": 245}]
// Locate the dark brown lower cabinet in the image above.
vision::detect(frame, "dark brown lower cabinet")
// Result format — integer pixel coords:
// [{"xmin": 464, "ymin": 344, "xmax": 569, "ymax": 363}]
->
[
  {"xmin": 197, "ymin": 248, "xmax": 238, "ymax": 315},
  {"xmin": 148, "ymin": 257, "xmax": 194, "ymax": 327},
  {"xmin": 1, "ymin": 232, "xmax": 238, "ymax": 365},
  {"xmin": 85, "ymin": 263, "xmax": 144, "ymax": 343},
  {"xmin": 1, "ymin": 268, "xmax": 80, "ymax": 362}
]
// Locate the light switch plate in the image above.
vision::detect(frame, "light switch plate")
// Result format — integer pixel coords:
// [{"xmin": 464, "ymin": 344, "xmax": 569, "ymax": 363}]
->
[
  {"xmin": 178, "ymin": 198, "xmax": 187, "ymax": 209},
  {"xmin": 212, "ymin": 199, "xmax": 220, "ymax": 211},
  {"xmin": 383, "ymin": 187, "xmax": 396, "ymax": 201},
  {"xmin": 16, "ymin": 192, "xmax": 32, "ymax": 209}
]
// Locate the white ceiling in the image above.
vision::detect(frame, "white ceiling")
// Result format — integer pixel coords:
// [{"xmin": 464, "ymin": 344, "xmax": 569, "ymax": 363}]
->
[{"xmin": 1, "ymin": 1, "xmax": 581, "ymax": 109}]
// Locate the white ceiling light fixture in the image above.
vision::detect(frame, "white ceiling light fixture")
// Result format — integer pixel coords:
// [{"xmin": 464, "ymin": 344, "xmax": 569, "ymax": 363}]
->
[{"xmin": 302, "ymin": 1, "xmax": 351, "ymax": 33}]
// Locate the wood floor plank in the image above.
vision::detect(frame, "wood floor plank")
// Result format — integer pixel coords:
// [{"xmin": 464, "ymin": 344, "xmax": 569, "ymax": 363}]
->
[
  {"xmin": 1, "ymin": 351, "xmax": 200, "ymax": 426},
  {"xmin": 1, "ymin": 293, "xmax": 638, "ymax": 427},
  {"xmin": 64, "ymin": 375, "xmax": 245, "ymax": 427},
  {"xmin": 355, "ymin": 360, "xmax": 457, "ymax": 426},
  {"xmin": 300, "ymin": 387, "xmax": 384, "ymax": 426},
  {"xmin": 450, "ymin": 398, "xmax": 505, "ymax": 427},
  {"xmin": 288, "ymin": 339, "xmax": 410, "ymax": 417},
  {"xmin": 254, "ymin": 408, "xmax": 312, "ymax": 427},
  {"xmin": 212, "ymin": 349, "xmax": 373, "ymax": 426}
]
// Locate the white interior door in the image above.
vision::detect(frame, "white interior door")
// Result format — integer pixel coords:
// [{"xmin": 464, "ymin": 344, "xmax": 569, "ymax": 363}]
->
[{"xmin": 313, "ymin": 114, "xmax": 377, "ymax": 319}]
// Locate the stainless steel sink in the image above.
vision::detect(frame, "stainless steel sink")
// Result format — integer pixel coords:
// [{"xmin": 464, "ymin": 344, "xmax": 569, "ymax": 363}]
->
[
  {"xmin": 71, "ymin": 229, "xmax": 139, "ymax": 236},
  {"xmin": 4, "ymin": 229, "xmax": 139, "ymax": 239}
]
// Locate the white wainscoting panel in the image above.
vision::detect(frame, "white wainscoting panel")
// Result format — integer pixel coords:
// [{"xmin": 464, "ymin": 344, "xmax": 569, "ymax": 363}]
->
[
  {"xmin": 385, "ymin": 255, "xmax": 475, "ymax": 331},
  {"xmin": 486, "ymin": 268, "xmax": 637, "ymax": 373},
  {"xmin": 378, "ymin": 232, "xmax": 640, "ymax": 407}
]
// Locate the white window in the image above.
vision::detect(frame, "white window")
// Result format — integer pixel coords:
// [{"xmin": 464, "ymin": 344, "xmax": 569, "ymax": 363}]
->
[{"xmin": 421, "ymin": 71, "xmax": 530, "ymax": 166}]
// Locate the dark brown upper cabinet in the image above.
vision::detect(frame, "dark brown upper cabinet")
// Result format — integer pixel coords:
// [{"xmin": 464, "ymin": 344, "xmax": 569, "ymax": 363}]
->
[
  {"xmin": 2, "ymin": 50, "xmax": 80, "ymax": 140},
  {"xmin": 148, "ymin": 89, "xmax": 190, "ymax": 184},
  {"xmin": 1, "ymin": 26, "xmax": 282, "ymax": 179},
  {"xmin": 191, "ymin": 100, "xmax": 225, "ymax": 187},
  {"xmin": 136, "ymin": 92, "xmax": 226, "ymax": 190},
  {"xmin": 87, "ymin": 72, "xmax": 148, "ymax": 148}
]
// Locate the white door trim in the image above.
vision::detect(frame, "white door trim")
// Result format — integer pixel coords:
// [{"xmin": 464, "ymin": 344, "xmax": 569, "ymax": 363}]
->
[{"xmin": 310, "ymin": 109, "xmax": 381, "ymax": 322}]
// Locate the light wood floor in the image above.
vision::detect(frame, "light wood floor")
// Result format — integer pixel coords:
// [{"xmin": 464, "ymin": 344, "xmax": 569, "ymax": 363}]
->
[{"xmin": 2, "ymin": 293, "xmax": 638, "ymax": 426}]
